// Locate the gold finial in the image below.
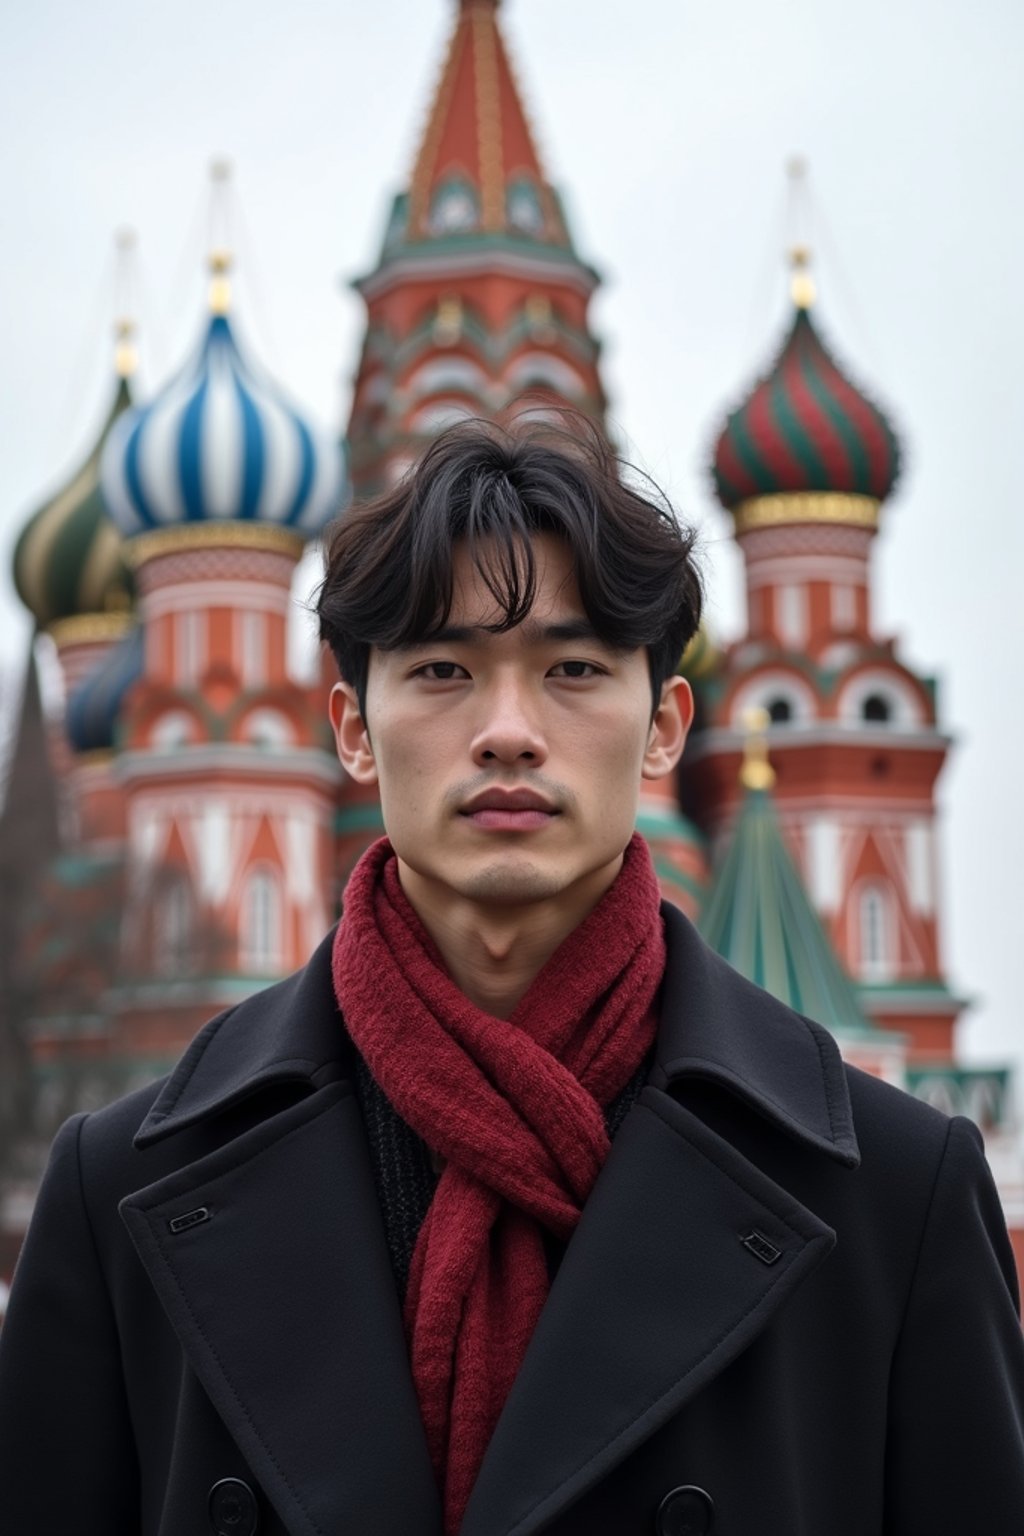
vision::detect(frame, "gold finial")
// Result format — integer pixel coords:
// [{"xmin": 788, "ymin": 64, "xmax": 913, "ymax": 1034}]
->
[
  {"xmin": 207, "ymin": 159, "xmax": 234, "ymax": 314},
  {"xmin": 112, "ymin": 227, "xmax": 138, "ymax": 377},
  {"xmin": 740, "ymin": 707, "xmax": 776, "ymax": 791},
  {"xmin": 208, "ymin": 247, "xmax": 233, "ymax": 315},
  {"xmin": 786, "ymin": 157, "xmax": 816, "ymax": 309},
  {"xmin": 114, "ymin": 317, "xmax": 138, "ymax": 378},
  {"xmin": 789, "ymin": 244, "xmax": 817, "ymax": 310}
]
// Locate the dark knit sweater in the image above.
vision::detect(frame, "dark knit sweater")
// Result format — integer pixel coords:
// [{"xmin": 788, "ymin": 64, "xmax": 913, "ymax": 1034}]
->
[{"xmin": 352, "ymin": 1044, "xmax": 653, "ymax": 1300}]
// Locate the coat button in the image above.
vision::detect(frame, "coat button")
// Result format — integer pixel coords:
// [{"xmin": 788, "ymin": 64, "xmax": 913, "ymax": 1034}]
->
[
  {"xmin": 209, "ymin": 1478, "xmax": 259, "ymax": 1536},
  {"xmin": 656, "ymin": 1484, "xmax": 714, "ymax": 1536}
]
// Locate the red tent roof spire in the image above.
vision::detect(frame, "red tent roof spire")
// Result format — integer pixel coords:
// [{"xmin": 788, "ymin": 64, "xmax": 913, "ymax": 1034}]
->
[{"xmin": 407, "ymin": 0, "xmax": 567, "ymax": 244}]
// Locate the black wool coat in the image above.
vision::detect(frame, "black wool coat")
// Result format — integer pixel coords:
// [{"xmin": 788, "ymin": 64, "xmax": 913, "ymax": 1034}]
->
[{"xmin": 1, "ymin": 905, "xmax": 1023, "ymax": 1536}]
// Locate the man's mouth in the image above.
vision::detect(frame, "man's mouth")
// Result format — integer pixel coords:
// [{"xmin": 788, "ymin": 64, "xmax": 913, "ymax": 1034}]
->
[{"xmin": 459, "ymin": 789, "xmax": 559, "ymax": 831}]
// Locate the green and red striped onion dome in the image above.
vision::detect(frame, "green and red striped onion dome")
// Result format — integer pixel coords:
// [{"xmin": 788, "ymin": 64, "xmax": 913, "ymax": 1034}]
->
[
  {"xmin": 13, "ymin": 376, "xmax": 134, "ymax": 631},
  {"xmin": 712, "ymin": 307, "xmax": 901, "ymax": 514}
]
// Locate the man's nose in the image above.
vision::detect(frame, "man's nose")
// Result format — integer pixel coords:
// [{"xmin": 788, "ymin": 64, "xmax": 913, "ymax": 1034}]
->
[{"xmin": 470, "ymin": 677, "xmax": 547, "ymax": 766}]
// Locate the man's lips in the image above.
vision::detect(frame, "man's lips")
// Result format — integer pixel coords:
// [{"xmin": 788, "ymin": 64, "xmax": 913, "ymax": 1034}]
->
[
  {"xmin": 461, "ymin": 789, "xmax": 558, "ymax": 814},
  {"xmin": 459, "ymin": 789, "xmax": 559, "ymax": 831}
]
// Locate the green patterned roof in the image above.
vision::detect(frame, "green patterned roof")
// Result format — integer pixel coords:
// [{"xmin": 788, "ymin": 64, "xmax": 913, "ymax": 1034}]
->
[{"xmin": 700, "ymin": 784, "xmax": 876, "ymax": 1038}]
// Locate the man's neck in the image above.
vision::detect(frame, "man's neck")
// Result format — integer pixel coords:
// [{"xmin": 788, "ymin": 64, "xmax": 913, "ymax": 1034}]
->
[{"xmin": 396, "ymin": 856, "xmax": 624, "ymax": 1019}]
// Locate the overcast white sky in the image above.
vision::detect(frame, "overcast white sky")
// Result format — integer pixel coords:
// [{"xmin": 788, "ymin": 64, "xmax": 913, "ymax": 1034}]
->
[{"xmin": 2, "ymin": 0, "xmax": 1021, "ymax": 1079}]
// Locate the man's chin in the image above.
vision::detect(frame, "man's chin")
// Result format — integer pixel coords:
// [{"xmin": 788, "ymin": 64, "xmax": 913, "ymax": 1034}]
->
[{"xmin": 453, "ymin": 854, "xmax": 569, "ymax": 907}]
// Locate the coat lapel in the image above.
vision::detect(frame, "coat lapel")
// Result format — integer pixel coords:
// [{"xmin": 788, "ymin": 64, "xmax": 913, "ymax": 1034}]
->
[
  {"xmin": 120, "ymin": 935, "xmax": 442, "ymax": 1536},
  {"xmin": 462, "ymin": 905, "xmax": 860, "ymax": 1536},
  {"xmin": 462, "ymin": 1086, "xmax": 837, "ymax": 1536}
]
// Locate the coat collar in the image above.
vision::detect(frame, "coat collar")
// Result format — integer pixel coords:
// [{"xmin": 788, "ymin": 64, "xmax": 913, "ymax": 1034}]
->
[
  {"xmin": 135, "ymin": 902, "xmax": 859, "ymax": 1169},
  {"xmin": 125, "ymin": 901, "xmax": 859, "ymax": 1536},
  {"xmin": 134, "ymin": 925, "xmax": 349, "ymax": 1148}
]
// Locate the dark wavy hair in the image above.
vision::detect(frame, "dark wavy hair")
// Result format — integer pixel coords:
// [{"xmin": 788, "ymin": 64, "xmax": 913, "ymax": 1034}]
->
[{"xmin": 316, "ymin": 415, "xmax": 703, "ymax": 719}]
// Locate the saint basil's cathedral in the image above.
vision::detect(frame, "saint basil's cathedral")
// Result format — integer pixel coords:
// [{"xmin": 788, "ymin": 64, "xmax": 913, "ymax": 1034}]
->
[{"xmin": 4, "ymin": 0, "xmax": 1022, "ymax": 1289}]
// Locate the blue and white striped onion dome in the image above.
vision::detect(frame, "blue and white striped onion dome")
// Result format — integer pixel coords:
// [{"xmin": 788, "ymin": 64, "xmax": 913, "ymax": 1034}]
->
[{"xmin": 100, "ymin": 313, "xmax": 348, "ymax": 539}]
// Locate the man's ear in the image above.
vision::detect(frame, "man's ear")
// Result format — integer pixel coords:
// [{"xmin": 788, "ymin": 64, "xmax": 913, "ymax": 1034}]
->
[
  {"xmin": 329, "ymin": 682, "xmax": 378, "ymax": 785},
  {"xmin": 642, "ymin": 675, "xmax": 693, "ymax": 780}
]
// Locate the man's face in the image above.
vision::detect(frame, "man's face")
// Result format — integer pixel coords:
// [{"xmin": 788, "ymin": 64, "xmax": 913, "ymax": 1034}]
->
[{"xmin": 330, "ymin": 533, "xmax": 692, "ymax": 912}]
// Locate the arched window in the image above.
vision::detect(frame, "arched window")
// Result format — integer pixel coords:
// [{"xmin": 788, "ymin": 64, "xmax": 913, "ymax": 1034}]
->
[
  {"xmin": 156, "ymin": 874, "xmax": 193, "ymax": 975},
  {"xmin": 151, "ymin": 710, "xmax": 196, "ymax": 751},
  {"xmin": 406, "ymin": 358, "xmax": 487, "ymax": 400},
  {"xmin": 241, "ymin": 708, "xmax": 295, "ymax": 749},
  {"xmin": 241, "ymin": 868, "xmax": 283, "ymax": 975},
  {"xmin": 429, "ymin": 179, "xmax": 479, "ymax": 235},
  {"xmin": 858, "ymin": 884, "xmax": 893, "ymax": 982},
  {"xmin": 838, "ymin": 671, "xmax": 923, "ymax": 728},
  {"xmin": 507, "ymin": 179, "xmax": 545, "ymax": 236},
  {"xmin": 731, "ymin": 672, "xmax": 816, "ymax": 729},
  {"xmin": 408, "ymin": 402, "xmax": 475, "ymax": 434},
  {"xmin": 505, "ymin": 352, "xmax": 585, "ymax": 399}
]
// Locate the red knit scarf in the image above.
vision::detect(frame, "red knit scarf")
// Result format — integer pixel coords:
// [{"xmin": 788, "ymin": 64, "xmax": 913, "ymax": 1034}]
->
[{"xmin": 331, "ymin": 833, "xmax": 665, "ymax": 1534}]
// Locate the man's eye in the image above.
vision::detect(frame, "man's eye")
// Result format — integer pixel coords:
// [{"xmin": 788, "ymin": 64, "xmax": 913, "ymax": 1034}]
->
[
  {"xmin": 549, "ymin": 660, "xmax": 602, "ymax": 679},
  {"xmin": 415, "ymin": 662, "xmax": 468, "ymax": 681}
]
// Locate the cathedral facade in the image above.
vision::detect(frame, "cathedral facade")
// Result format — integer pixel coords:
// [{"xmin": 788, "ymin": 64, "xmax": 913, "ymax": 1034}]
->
[{"xmin": 4, "ymin": 0, "xmax": 1021, "ymax": 1287}]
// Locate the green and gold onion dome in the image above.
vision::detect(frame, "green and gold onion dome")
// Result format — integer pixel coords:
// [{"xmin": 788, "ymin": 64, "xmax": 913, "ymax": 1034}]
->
[
  {"xmin": 711, "ymin": 252, "xmax": 901, "ymax": 531},
  {"xmin": 13, "ymin": 334, "xmax": 136, "ymax": 636}
]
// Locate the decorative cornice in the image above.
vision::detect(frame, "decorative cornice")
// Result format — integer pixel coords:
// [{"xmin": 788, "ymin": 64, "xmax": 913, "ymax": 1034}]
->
[
  {"xmin": 739, "ymin": 521, "xmax": 875, "ymax": 559},
  {"xmin": 859, "ymin": 987, "xmax": 964, "ymax": 1017},
  {"xmin": 686, "ymin": 723, "xmax": 953, "ymax": 760},
  {"xmin": 356, "ymin": 243, "xmax": 599, "ymax": 301},
  {"xmin": 124, "ymin": 523, "xmax": 307, "ymax": 567},
  {"xmin": 136, "ymin": 554, "xmax": 298, "ymax": 599},
  {"xmin": 47, "ymin": 611, "xmax": 135, "ymax": 649},
  {"xmin": 390, "ymin": 306, "xmax": 599, "ymax": 376},
  {"xmin": 71, "ymin": 748, "xmax": 118, "ymax": 770},
  {"xmin": 733, "ymin": 492, "xmax": 880, "ymax": 534},
  {"xmin": 116, "ymin": 743, "xmax": 342, "ymax": 788}
]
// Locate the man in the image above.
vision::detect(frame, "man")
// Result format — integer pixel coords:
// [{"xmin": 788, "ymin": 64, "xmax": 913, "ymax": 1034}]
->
[{"xmin": 1, "ymin": 420, "xmax": 1022, "ymax": 1535}]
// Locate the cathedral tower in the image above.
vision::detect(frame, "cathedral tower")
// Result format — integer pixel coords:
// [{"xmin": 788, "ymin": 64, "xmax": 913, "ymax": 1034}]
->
[
  {"xmin": 99, "ymin": 184, "xmax": 347, "ymax": 1058},
  {"xmin": 345, "ymin": 0, "xmax": 608, "ymax": 498},
  {"xmin": 690, "ymin": 243, "xmax": 960, "ymax": 1061},
  {"xmin": 333, "ymin": 0, "xmax": 707, "ymax": 911}
]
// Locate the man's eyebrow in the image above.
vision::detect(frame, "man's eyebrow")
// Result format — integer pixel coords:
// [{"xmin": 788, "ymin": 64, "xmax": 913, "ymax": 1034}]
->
[{"xmin": 394, "ymin": 619, "xmax": 626, "ymax": 650}]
